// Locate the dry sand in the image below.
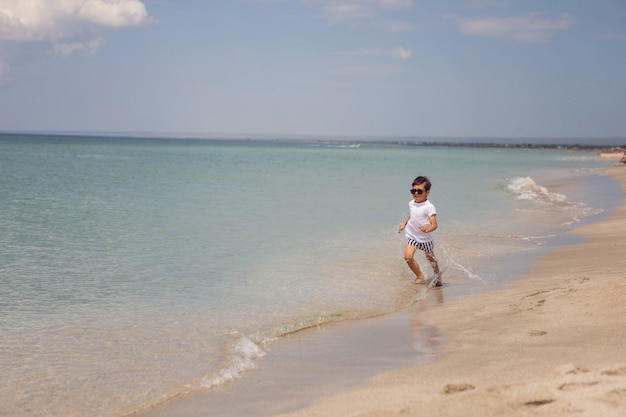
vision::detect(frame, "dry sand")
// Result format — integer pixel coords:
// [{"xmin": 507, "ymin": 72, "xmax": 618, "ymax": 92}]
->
[{"xmin": 272, "ymin": 166, "xmax": 626, "ymax": 417}]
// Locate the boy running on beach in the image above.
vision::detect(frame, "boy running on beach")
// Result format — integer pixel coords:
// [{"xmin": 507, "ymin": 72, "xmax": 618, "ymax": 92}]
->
[{"xmin": 398, "ymin": 176, "xmax": 441, "ymax": 285}]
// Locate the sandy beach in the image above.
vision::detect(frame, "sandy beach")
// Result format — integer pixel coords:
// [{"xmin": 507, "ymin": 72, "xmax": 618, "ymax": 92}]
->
[
  {"xmin": 269, "ymin": 166, "xmax": 626, "ymax": 417},
  {"xmin": 138, "ymin": 165, "xmax": 626, "ymax": 417}
]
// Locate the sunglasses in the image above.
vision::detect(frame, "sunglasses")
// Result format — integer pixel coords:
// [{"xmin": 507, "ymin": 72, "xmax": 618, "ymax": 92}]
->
[{"xmin": 410, "ymin": 189, "xmax": 426, "ymax": 195}]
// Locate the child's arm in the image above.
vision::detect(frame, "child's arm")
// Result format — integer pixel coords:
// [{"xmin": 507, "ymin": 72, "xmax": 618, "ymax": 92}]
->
[
  {"xmin": 419, "ymin": 214, "xmax": 437, "ymax": 233},
  {"xmin": 398, "ymin": 215, "xmax": 411, "ymax": 233}
]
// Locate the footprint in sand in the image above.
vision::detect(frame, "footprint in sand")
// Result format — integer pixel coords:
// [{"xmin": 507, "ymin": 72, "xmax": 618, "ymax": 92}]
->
[
  {"xmin": 553, "ymin": 364, "xmax": 589, "ymax": 375},
  {"xmin": 443, "ymin": 383, "xmax": 475, "ymax": 394},
  {"xmin": 601, "ymin": 365, "xmax": 626, "ymax": 376},
  {"xmin": 523, "ymin": 398, "xmax": 554, "ymax": 407},
  {"xmin": 602, "ymin": 387, "xmax": 626, "ymax": 407},
  {"xmin": 558, "ymin": 381, "xmax": 599, "ymax": 391}
]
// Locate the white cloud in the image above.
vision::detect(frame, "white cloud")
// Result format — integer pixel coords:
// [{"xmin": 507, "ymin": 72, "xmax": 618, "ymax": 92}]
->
[
  {"xmin": 321, "ymin": 3, "xmax": 375, "ymax": 23},
  {"xmin": 391, "ymin": 46, "xmax": 411, "ymax": 60},
  {"xmin": 302, "ymin": 0, "xmax": 412, "ymax": 24},
  {"xmin": 0, "ymin": 0, "xmax": 156, "ymax": 42},
  {"xmin": 0, "ymin": 0, "xmax": 155, "ymax": 84},
  {"xmin": 446, "ymin": 13, "xmax": 575, "ymax": 43},
  {"xmin": 379, "ymin": 20, "xmax": 416, "ymax": 32},
  {"xmin": 48, "ymin": 37, "xmax": 106, "ymax": 55},
  {"xmin": 77, "ymin": 0, "xmax": 154, "ymax": 27},
  {"xmin": 463, "ymin": 0, "xmax": 510, "ymax": 8},
  {"xmin": 342, "ymin": 46, "xmax": 412, "ymax": 60},
  {"xmin": 377, "ymin": 0, "xmax": 411, "ymax": 9}
]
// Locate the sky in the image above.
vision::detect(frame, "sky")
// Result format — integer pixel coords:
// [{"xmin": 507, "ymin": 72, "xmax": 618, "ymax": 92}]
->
[{"xmin": 0, "ymin": 0, "xmax": 625, "ymax": 140}]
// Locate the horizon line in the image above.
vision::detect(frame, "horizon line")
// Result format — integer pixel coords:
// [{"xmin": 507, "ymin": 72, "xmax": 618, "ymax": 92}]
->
[{"xmin": 1, "ymin": 130, "xmax": 625, "ymax": 147}]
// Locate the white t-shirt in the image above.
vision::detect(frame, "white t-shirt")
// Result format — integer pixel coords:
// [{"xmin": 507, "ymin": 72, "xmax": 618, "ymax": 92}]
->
[{"xmin": 405, "ymin": 199, "xmax": 437, "ymax": 243}]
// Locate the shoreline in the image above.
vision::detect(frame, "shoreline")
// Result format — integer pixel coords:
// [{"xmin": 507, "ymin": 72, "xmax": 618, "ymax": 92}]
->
[
  {"xmin": 137, "ymin": 166, "xmax": 625, "ymax": 417},
  {"xmin": 266, "ymin": 165, "xmax": 626, "ymax": 417}
]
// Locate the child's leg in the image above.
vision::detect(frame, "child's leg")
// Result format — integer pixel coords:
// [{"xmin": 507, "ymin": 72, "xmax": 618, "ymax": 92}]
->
[
  {"xmin": 425, "ymin": 251, "xmax": 442, "ymax": 285},
  {"xmin": 425, "ymin": 251, "xmax": 440, "ymax": 274},
  {"xmin": 404, "ymin": 244, "xmax": 426, "ymax": 283}
]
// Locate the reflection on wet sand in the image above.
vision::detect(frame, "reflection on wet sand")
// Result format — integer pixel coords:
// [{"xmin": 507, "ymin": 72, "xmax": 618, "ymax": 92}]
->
[{"xmin": 410, "ymin": 286, "xmax": 445, "ymax": 364}]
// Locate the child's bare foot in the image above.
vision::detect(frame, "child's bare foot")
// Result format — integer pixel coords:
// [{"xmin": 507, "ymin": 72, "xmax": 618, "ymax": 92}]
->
[
  {"xmin": 433, "ymin": 273, "xmax": 443, "ymax": 287},
  {"xmin": 414, "ymin": 275, "xmax": 426, "ymax": 284}
]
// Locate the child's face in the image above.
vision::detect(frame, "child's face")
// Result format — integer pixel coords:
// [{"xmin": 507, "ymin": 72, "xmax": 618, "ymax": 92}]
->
[{"xmin": 411, "ymin": 184, "xmax": 430, "ymax": 203}]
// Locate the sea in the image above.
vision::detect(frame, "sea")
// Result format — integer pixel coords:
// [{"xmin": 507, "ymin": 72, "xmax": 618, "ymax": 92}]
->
[{"xmin": 0, "ymin": 133, "xmax": 622, "ymax": 417}]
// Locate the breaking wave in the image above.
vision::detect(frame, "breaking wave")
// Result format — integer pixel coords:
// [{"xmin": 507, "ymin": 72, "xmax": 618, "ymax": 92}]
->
[{"xmin": 507, "ymin": 176, "xmax": 567, "ymax": 204}]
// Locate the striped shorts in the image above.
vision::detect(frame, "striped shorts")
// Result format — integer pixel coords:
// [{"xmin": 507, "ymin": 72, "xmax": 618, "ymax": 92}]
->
[{"xmin": 407, "ymin": 238, "xmax": 435, "ymax": 253}]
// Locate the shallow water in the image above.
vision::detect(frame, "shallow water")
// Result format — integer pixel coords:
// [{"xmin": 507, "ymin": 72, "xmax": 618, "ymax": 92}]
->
[{"xmin": 0, "ymin": 134, "xmax": 620, "ymax": 417}]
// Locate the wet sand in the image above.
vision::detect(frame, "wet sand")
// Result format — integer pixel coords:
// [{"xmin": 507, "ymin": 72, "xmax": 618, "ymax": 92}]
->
[
  {"xmin": 269, "ymin": 165, "xmax": 626, "ymax": 417},
  {"xmin": 139, "ymin": 166, "xmax": 626, "ymax": 417}
]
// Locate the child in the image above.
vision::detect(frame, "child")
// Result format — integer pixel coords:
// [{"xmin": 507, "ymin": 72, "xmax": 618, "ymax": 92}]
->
[{"xmin": 397, "ymin": 176, "xmax": 441, "ymax": 286}]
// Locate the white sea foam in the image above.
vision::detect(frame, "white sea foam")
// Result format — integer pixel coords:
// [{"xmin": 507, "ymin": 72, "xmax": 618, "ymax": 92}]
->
[
  {"xmin": 506, "ymin": 176, "xmax": 603, "ymax": 227},
  {"xmin": 201, "ymin": 336, "xmax": 266, "ymax": 389},
  {"xmin": 559, "ymin": 155, "xmax": 600, "ymax": 163},
  {"xmin": 507, "ymin": 176, "xmax": 567, "ymax": 203}
]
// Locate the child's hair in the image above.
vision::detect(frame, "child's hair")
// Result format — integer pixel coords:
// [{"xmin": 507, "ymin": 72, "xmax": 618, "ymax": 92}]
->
[{"xmin": 412, "ymin": 176, "xmax": 431, "ymax": 190}]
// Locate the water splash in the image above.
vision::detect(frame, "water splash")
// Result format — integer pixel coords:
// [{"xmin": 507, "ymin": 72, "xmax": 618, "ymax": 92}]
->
[
  {"xmin": 507, "ymin": 176, "xmax": 566, "ymax": 203},
  {"xmin": 201, "ymin": 335, "xmax": 266, "ymax": 389}
]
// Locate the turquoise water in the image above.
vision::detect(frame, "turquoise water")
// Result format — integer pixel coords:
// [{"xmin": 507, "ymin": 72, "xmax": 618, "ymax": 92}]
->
[{"xmin": 0, "ymin": 134, "xmax": 619, "ymax": 416}]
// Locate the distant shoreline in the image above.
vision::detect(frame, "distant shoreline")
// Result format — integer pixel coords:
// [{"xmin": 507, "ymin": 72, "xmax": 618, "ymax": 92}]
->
[{"xmin": 1, "ymin": 131, "xmax": 625, "ymax": 152}]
